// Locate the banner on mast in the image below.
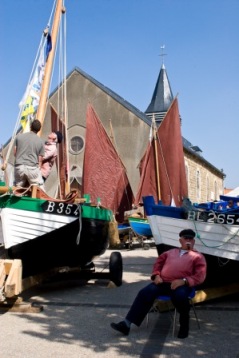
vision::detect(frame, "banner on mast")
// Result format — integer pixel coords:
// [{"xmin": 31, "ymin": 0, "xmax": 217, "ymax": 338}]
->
[{"xmin": 20, "ymin": 36, "xmax": 49, "ymax": 132}]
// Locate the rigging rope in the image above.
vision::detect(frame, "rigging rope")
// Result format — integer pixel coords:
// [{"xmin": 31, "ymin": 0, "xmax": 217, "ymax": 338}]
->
[
  {"xmin": 54, "ymin": 2, "xmax": 69, "ymax": 198},
  {"xmin": 191, "ymin": 219, "xmax": 239, "ymax": 249},
  {"xmin": 107, "ymin": 114, "xmax": 134, "ymax": 213},
  {"xmin": 3, "ymin": 0, "xmax": 70, "ymax": 201},
  {"xmin": 3, "ymin": 0, "xmax": 57, "ymax": 169}
]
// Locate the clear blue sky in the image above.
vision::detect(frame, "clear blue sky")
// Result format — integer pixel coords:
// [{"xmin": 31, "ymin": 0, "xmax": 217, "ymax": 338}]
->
[{"xmin": 0, "ymin": 0, "xmax": 238, "ymax": 188}]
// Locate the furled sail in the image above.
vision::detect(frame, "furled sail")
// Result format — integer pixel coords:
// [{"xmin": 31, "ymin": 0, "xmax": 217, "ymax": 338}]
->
[{"xmin": 135, "ymin": 97, "xmax": 188, "ymax": 207}]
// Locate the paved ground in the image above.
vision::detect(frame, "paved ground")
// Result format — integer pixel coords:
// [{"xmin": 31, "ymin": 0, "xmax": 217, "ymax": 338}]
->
[{"xmin": 1, "ymin": 246, "xmax": 239, "ymax": 358}]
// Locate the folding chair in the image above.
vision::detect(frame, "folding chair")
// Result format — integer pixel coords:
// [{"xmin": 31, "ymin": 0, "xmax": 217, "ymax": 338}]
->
[{"xmin": 147, "ymin": 287, "xmax": 200, "ymax": 337}]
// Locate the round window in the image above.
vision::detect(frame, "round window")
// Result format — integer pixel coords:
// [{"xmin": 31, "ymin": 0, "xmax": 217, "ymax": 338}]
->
[{"xmin": 70, "ymin": 135, "xmax": 84, "ymax": 154}]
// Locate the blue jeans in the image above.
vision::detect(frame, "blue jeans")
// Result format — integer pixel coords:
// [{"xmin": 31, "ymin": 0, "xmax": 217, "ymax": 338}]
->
[{"xmin": 126, "ymin": 282, "xmax": 192, "ymax": 326}]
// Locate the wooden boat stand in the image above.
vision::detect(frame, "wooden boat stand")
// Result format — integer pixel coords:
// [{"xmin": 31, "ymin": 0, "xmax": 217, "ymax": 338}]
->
[{"xmin": 0, "ymin": 259, "xmax": 43, "ymax": 313}]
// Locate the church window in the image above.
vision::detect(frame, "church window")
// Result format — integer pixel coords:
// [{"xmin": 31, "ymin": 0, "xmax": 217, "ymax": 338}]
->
[
  {"xmin": 70, "ymin": 136, "xmax": 84, "ymax": 154},
  {"xmin": 206, "ymin": 176, "xmax": 210, "ymax": 201},
  {"xmin": 214, "ymin": 181, "xmax": 218, "ymax": 200},
  {"xmin": 196, "ymin": 169, "xmax": 200, "ymax": 201}
]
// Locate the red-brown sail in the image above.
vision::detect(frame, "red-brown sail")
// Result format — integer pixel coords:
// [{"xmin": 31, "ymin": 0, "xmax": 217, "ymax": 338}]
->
[
  {"xmin": 82, "ymin": 104, "xmax": 134, "ymax": 221},
  {"xmin": 135, "ymin": 97, "xmax": 188, "ymax": 207}
]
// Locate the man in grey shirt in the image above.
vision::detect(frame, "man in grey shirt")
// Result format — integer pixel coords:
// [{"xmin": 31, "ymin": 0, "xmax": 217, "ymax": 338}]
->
[{"xmin": 14, "ymin": 119, "xmax": 45, "ymax": 188}]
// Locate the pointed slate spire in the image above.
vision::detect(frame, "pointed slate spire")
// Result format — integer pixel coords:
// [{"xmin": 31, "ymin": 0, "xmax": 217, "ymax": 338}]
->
[{"xmin": 145, "ymin": 63, "xmax": 174, "ymax": 125}]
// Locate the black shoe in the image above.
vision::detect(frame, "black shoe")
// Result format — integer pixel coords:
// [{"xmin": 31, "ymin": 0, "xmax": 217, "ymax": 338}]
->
[
  {"xmin": 178, "ymin": 312, "xmax": 189, "ymax": 338},
  {"xmin": 177, "ymin": 327, "xmax": 189, "ymax": 339},
  {"xmin": 110, "ymin": 321, "xmax": 130, "ymax": 336}
]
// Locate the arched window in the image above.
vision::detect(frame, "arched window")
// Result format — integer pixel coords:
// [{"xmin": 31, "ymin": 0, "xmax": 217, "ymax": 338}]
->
[
  {"xmin": 206, "ymin": 176, "xmax": 210, "ymax": 201},
  {"xmin": 196, "ymin": 169, "xmax": 200, "ymax": 201},
  {"xmin": 70, "ymin": 135, "xmax": 84, "ymax": 154},
  {"xmin": 214, "ymin": 181, "xmax": 218, "ymax": 200},
  {"xmin": 185, "ymin": 163, "xmax": 189, "ymax": 186}
]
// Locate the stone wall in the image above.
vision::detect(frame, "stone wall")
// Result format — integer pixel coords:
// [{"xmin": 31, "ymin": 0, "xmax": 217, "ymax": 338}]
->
[{"xmin": 184, "ymin": 151, "xmax": 224, "ymax": 204}]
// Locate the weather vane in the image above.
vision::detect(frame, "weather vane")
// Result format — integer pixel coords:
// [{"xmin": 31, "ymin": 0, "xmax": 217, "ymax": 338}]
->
[{"xmin": 159, "ymin": 45, "xmax": 167, "ymax": 64}]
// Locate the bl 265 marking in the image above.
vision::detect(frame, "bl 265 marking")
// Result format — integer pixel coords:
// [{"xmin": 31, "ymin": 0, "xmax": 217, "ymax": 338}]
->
[{"xmin": 188, "ymin": 210, "xmax": 239, "ymax": 225}]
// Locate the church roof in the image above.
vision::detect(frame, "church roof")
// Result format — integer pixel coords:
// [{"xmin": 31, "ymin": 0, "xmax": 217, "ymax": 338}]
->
[
  {"xmin": 145, "ymin": 63, "xmax": 174, "ymax": 120},
  {"xmin": 144, "ymin": 62, "xmax": 224, "ymax": 177},
  {"xmin": 50, "ymin": 66, "xmax": 224, "ymax": 178},
  {"xmin": 64, "ymin": 67, "xmax": 151, "ymax": 126}
]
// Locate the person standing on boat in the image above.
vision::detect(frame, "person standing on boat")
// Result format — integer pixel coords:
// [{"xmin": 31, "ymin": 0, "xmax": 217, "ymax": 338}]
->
[
  {"xmin": 111, "ymin": 229, "xmax": 207, "ymax": 339},
  {"xmin": 41, "ymin": 131, "xmax": 63, "ymax": 181},
  {"xmin": 14, "ymin": 119, "xmax": 45, "ymax": 188},
  {"xmin": 226, "ymin": 200, "xmax": 234, "ymax": 209}
]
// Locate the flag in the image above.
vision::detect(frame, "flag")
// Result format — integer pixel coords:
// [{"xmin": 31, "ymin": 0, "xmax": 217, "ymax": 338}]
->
[
  {"xmin": 20, "ymin": 47, "xmax": 45, "ymax": 131},
  {"xmin": 20, "ymin": 96, "xmax": 35, "ymax": 130},
  {"xmin": 46, "ymin": 33, "xmax": 52, "ymax": 61},
  {"xmin": 31, "ymin": 48, "xmax": 45, "ymax": 94}
]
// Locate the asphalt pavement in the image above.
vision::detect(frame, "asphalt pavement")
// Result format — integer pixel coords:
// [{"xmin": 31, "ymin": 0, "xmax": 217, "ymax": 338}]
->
[{"xmin": 1, "ymin": 246, "xmax": 239, "ymax": 358}]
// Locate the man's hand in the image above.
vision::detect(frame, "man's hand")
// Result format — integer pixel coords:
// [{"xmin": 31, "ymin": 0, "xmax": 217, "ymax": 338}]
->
[
  {"xmin": 170, "ymin": 279, "xmax": 185, "ymax": 290},
  {"xmin": 153, "ymin": 275, "xmax": 163, "ymax": 285}
]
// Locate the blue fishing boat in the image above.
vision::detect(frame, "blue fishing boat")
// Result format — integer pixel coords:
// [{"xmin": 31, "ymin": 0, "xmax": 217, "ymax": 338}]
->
[{"xmin": 128, "ymin": 217, "xmax": 152, "ymax": 237}]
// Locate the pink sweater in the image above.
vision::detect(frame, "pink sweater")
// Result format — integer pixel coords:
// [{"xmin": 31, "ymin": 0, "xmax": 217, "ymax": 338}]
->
[
  {"xmin": 151, "ymin": 248, "xmax": 207, "ymax": 287},
  {"xmin": 41, "ymin": 142, "xmax": 57, "ymax": 179}
]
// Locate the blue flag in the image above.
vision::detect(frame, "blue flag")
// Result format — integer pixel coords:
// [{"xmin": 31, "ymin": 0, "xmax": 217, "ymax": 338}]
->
[{"xmin": 46, "ymin": 33, "xmax": 52, "ymax": 61}]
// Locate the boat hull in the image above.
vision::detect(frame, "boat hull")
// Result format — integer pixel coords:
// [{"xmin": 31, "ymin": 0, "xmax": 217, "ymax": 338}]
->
[
  {"xmin": 0, "ymin": 195, "xmax": 113, "ymax": 278},
  {"xmin": 128, "ymin": 217, "xmax": 152, "ymax": 237},
  {"xmin": 7, "ymin": 217, "xmax": 110, "ymax": 278},
  {"xmin": 143, "ymin": 196, "xmax": 239, "ymax": 287},
  {"xmin": 143, "ymin": 196, "xmax": 239, "ymax": 261},
  {"xmin": 147, "ymin": 214, "xmax": 239, "ymax": 261}
]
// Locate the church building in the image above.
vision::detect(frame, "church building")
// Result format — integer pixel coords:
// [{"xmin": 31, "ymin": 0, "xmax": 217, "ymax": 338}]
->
[
  {"xmin": 144, "ymin": 62, "xmax": 225, "ymax": 203},
  {"xmin": 2, "ymin": 62, "xmax": 225, "ymax": 204}
]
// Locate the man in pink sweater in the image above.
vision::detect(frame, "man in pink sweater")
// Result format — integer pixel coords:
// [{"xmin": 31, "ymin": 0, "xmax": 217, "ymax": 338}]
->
[
  {"xmin": 111, "ymin": 229, "xmax": 206, "ymax": 339},
  {"xmin": 41, "ymin": 131, "xmax": 63, "ymax": 181}
]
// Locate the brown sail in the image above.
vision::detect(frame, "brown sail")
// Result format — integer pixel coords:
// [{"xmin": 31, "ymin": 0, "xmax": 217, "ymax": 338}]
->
[
  {"xmin": 135, "ymin": 97, "xmax": 188, "ymax": 207},
  {"xmin": 82, "ymin": 104, "xmax": 134, "ymax": 221}
]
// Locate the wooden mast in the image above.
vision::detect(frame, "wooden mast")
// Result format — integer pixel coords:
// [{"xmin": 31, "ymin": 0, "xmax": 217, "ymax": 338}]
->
[
  {"xmin": 37, "ymin": 0, "xmax": 69, "ymax": 197},
  {"xmin": 36, "ymin": 0, "xmax": 64, "ymax": 127},
  {"xmin": 0, "ymin": 1, "xmax": 65, "ymax": 196},
  {"xmin": 153, "ymin": 114, "xmax": 161, "ymax": 202}
]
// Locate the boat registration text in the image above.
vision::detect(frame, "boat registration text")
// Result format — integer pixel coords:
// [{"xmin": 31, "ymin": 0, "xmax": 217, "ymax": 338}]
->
[
  {"xmin": 42, "ymin": 201, "xmax": 80, "ymax": 217},
  {"xmin": 188, "ymin": 210, "xmax": 239, "ymax": 225}
]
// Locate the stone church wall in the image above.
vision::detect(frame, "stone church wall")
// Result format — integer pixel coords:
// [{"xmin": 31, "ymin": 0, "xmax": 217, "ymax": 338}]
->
[{"xmin": 184, "ymin": 151, "xmax": 224, "ymax": 204}]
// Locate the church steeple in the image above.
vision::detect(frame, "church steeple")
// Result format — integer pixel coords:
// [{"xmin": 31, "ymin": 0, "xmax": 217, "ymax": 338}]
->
[{"xmin": 145, "ymin": 63, "xmax": 174, "ymax": 125}]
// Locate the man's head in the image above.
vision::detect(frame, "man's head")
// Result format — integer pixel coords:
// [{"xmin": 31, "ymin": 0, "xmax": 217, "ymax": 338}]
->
[
  {"xmin": 47, "ymin": 131, "xmax": 63, "ymax": 143},
  {"xmin": 30, "ymin": 119, "xmax": 41, "ymax": 133},
  {"xmin": 179, "ymin": 229, "xmax": 196, "ymax": 250}
]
